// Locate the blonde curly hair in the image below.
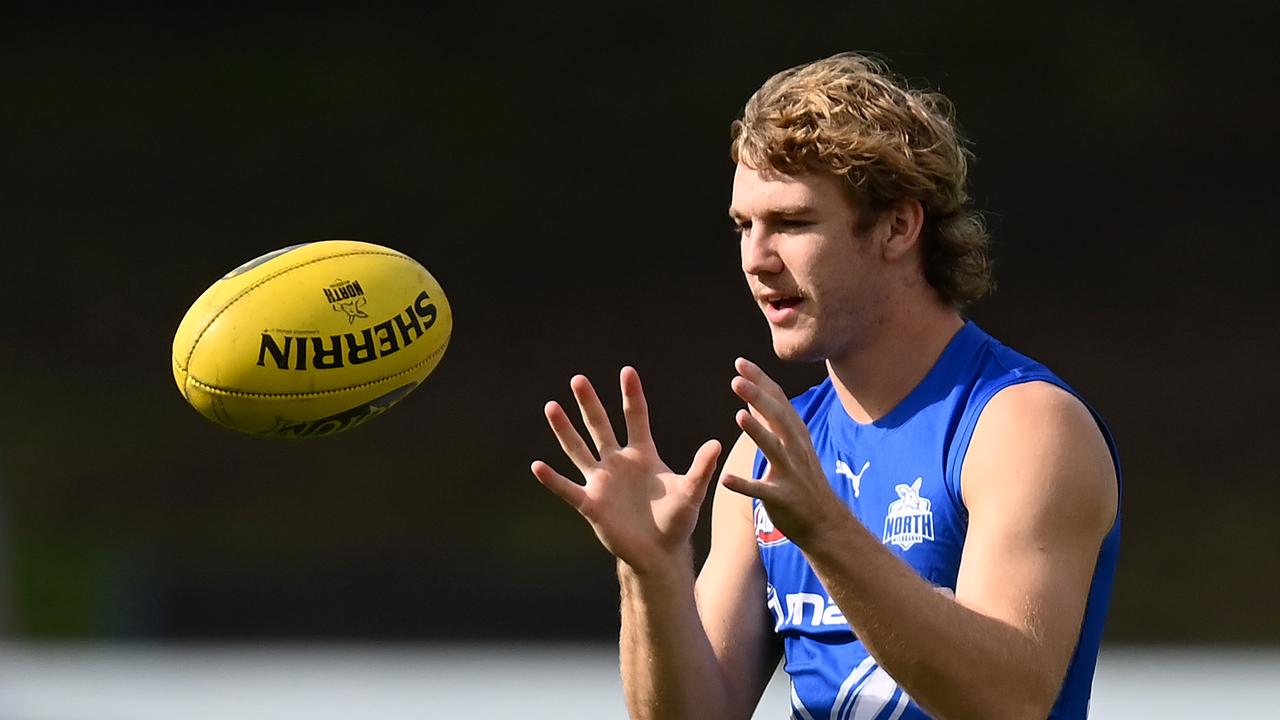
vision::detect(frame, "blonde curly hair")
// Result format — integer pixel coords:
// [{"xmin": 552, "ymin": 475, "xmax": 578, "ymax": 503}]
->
[{"xmin": 731, "ymin": 52, "xmax": 993, "ymax": 306}]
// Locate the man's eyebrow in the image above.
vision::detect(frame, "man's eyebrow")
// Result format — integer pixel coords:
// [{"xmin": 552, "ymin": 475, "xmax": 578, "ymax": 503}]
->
[{"xmin": 728, "ymin": 205, "xmax": 815, "ymax": 219}]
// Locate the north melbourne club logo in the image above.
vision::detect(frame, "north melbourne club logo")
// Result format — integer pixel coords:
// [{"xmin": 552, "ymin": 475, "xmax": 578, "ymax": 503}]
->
[
  {"xmin": 882, "ymin": 477, "xmax": 935, "ymax": 551},
  {"xmin": 323, "ymin": 279, "xmax": 369, "ymax": 324},
  {"xmin": 754, "ymin": 503, "xmax": 788, "ymax": 547}
]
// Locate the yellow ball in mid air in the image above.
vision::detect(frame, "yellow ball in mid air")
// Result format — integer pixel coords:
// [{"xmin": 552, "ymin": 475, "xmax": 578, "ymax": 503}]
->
[{"xmin": 172, "ymin": 240, "xmax": 451, "ymax": 438}]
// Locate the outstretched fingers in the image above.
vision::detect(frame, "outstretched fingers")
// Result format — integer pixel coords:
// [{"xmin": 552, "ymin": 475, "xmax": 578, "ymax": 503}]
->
[
  {"xmin": 719, "ymin": 460, "xmax": 774, "ymax": 501},
  {"xmin": 734, "ymin": 408, "xmax": 786, "ymax": 464},
  {"xmin": 619, "ymin": 366, "xmax": 653, "ymax": 447},
  {"xmin": 683, "ymin": 439, "xmax": 723, "ymax": 499},
  {"xmin": 530, "ymin": 460, "xmax": 587, "ymax": 510},
  {"xmin": 720, "ymin": 470, "xmax": 764, "ymax": 500},
  {"xmin": 544, "ymin": 400, "xmax": 598, "ymax": 471},
  {"xmin": 734, "ymin": 357, "xmax": 786, "ymax": 396},
  {"xmin": 731, "ymin": 358, "xmax": 802, "ymax": 445},
  {"xmin": 723, "ymin": 358, "xmax": 799, "ymax": 503},
  {"xmin": 570, "ymin": 375, "xmax": 620, "ymax": 453}
]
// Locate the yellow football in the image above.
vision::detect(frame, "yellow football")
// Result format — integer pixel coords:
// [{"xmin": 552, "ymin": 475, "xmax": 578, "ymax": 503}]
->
[{"xmin": 172, "ymin": 240, "xmax": 451, "ymax": 438}]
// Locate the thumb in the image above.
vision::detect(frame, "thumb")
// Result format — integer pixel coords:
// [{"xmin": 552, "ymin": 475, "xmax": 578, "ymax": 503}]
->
[
  {"xmin": 720, "ymin": 472, "xmax": 767, "ymax": 500},
  {"xmin": 682, "ymin": 439, "xmax": 722, "ymax": 500}
]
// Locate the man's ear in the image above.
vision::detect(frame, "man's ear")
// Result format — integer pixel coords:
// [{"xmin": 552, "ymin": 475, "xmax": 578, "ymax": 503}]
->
[{"xmin": 881, "ymin": 197, "xmax": 925, "ymax": 261}]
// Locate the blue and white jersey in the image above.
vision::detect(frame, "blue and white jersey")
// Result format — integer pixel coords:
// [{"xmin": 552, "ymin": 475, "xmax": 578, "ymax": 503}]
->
[{"xmin": 753, "ymin": 321, "xmax": 1121, "ymax": 720}]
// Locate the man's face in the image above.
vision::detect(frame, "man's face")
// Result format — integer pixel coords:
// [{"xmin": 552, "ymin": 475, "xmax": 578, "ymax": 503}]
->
[{"xmin": 729, "ymin": 162, "xmax": 886, "ymax": 363}]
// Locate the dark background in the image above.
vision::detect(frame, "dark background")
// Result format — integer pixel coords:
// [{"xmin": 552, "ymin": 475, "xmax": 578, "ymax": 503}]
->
[{"xmin": 2, "ymin": 3, "xmax": 1276, "ymax": 644}]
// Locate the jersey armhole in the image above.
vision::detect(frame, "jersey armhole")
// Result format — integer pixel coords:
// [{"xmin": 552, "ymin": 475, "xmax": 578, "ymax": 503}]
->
[
  {"xmin": 944, "ymin": 374, "xmax": 1057, "ymax": 518},
  {"xmin": 944, "ymin": 374, "xmax": 1124, "ymax": 520}
]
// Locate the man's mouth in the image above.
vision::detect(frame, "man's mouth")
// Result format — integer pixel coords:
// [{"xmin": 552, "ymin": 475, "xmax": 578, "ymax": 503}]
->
[{"xmin": 761, "ymin": 293, "xmax": 804, "ymax": 323}]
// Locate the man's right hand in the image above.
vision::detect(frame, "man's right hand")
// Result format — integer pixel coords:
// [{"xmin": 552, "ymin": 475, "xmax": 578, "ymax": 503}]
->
[{"xmin": 531, "ymin": 366, "xmax": 722, "ymax": 575}]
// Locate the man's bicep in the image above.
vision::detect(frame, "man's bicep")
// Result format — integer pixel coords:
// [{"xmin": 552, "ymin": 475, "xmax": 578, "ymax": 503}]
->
[
  {"xmin": 955, "ymin": 382, "xmax": 1117, "ymax": 685},
  {"xmin": 696, "ymin": 433, "xmax": 780, "ymax": 719}
]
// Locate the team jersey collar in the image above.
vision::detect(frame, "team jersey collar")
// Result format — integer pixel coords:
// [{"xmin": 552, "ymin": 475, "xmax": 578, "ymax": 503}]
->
[{"xmin": 830, "ymin": 320, "xmax": 989, "ymax": 433}]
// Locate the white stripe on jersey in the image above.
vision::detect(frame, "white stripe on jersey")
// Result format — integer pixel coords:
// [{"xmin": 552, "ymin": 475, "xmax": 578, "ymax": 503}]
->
[
  {"xmin": 847, "ymin": 667, "xmax": 899, "ymax": 720},
  {"xmin": 790, "ymin": 680, "xmax": 817, "ymax": 720},
  {"xmin": 830, "ymin": 657, "xmax": 877, "ymax": 720},
  {"xmin": 886, "ymin": 688, "xmax": 911, "ymax": 720}
]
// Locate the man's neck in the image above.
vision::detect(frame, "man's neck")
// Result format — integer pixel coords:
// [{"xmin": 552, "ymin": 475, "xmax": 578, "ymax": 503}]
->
[{"xmin": 826, "ymin": 304, "xmax": 965, "ymax": 424}]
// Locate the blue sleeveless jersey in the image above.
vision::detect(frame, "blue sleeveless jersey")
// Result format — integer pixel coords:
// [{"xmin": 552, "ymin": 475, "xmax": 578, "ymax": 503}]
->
[{"xmin": 752, "ymin": 321, "xmax": 1121, "ymax": 720}]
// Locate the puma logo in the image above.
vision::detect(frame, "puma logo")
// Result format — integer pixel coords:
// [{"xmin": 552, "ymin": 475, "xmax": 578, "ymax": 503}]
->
[{"xmin": 835, "ymin": 459, "xmax": 870, "ymax": 498}]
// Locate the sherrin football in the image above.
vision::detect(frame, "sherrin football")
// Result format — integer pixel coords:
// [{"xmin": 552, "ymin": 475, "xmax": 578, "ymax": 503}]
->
[{"xmin": 172, "ymin": 240, "xmax": 451, "ymax": 438}]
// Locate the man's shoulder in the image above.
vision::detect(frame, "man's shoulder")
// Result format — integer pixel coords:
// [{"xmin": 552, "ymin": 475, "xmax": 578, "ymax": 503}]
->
[
  {"xmin": 981, "ymin": 380, "xmax": 1093, "ymax": 427},
  {"xmin": 945, "ymin": 325, "xmax": 1119, "ymax": 496},
  {"xmin": 969, "ymin": 325, "xmax": 1052, "ymax": 377},
  {"xmin": 962, "ymin": 377, "xmax": 1119, "ymax": 531},
  {"xmin": 965, "ymin": 328, "xmax": 1080, "ymax": 411}
]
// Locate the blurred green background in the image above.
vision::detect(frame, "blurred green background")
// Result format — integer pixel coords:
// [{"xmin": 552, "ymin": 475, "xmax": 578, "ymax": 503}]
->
[{"xmin": 2, "ymin": 3, "xmax": 1276, "ymax": 644}]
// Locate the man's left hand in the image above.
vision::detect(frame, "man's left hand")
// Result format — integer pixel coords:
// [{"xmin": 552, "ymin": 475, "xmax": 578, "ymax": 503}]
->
[{"xmin": 720, "ymin": 357, "xmax": 847, "ymax": 546}]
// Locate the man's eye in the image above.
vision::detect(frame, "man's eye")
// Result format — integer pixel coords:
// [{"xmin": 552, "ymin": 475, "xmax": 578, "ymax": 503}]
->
[
  {"xmin": 781, "ymin": 219, "xmax": 813, "ymax": 229},
  {"xmin": 732, "ymin": 222, "xmax": 750, "ymax": 235}
]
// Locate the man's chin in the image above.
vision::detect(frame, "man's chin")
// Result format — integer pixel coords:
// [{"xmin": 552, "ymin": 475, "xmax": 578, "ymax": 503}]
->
[{"xmin": 770, "ymin": 335, "xmax": 822, "ymax": 363}]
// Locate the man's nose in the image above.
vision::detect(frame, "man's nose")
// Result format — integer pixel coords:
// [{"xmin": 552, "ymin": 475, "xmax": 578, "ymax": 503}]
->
[{"xmin": 741, "ymin": 227, "xmax": 782, "ymax": 275}]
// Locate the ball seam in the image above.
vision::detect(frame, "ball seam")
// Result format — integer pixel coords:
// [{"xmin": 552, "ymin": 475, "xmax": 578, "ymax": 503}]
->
[{"xmin": 181, "ymin": 248, "xmax": 417, "ymax": 373}]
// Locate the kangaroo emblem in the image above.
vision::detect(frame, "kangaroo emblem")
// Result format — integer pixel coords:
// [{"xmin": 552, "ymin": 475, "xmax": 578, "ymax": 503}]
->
[
  {"xmin": 882, "ymin": 477, "xmax": 935, "ymax": 550},
  {"xmin": 891, "ymin": 478, "xmax": 929, "ymax": 513},
  {"xmin": 336, "ymin": 296, "xmax": 369, "ymax": 323}
]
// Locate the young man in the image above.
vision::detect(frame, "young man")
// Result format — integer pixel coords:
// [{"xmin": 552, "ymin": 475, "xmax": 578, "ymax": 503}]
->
[{"xmin": 532, "ymin": 53, "xmax": 1120, "ymax": 720}]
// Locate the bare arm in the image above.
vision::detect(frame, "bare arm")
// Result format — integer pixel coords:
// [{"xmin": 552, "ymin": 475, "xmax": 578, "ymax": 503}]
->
[
  {"xmin": 722, "ymin": 359, "xmax": 1116, "ymax": 720},
  {"xmin": 692, "ymin": 434, "xmax": 783, "ymax": 716},
  {"xmin": 619, "ymin": 433, "xmax": 779, "ymax": 720},
  {"xmin": 532, "ymin": 369, "xmax": 777, "ymax": 720}
]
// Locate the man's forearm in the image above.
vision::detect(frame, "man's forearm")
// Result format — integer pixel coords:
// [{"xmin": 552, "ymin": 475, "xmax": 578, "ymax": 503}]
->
[
  {"xmin": 797, "ymin": 514, "xmax": 1058, "ymax": 720},
  {"xmin": 618, "ymin": 558, "xmax": 743, "ymax": 720}
]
